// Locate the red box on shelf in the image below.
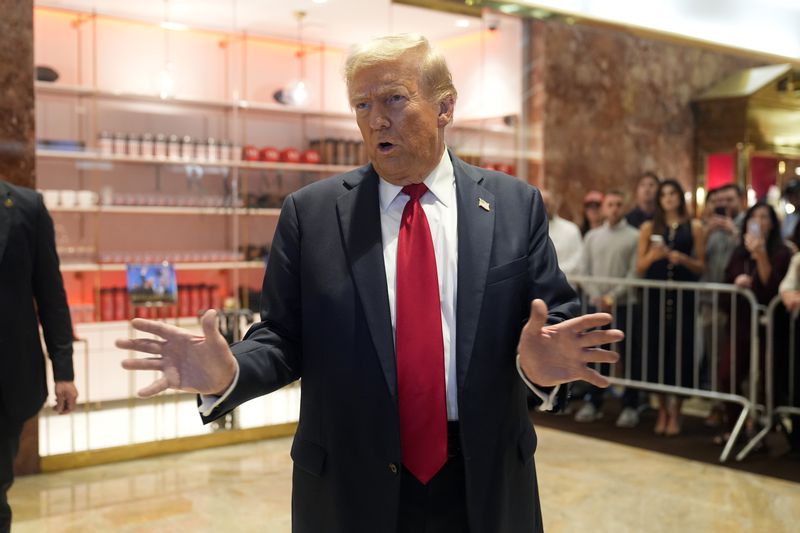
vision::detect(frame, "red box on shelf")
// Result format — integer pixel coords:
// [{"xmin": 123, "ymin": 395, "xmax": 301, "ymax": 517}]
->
[
  {"xmin": 300, "ymin": 149, "xmax": 320, "ymax": 164},
  {"xmin": 243, "ymin": 145, "xmax": 260, "ymax": 161},
  {"xmin": 259, "ymin": 147, "xmax": 280, "ymax": 162},
  {"xmin": 100, "ymin": 288, "xmax": 114, "ymax": 322},
  {"xmin": 198, "ymin": 283, "xmax": 211, "ymax": 313},
  {"xmin": 280, "ymin": 148, "xmax": 301, "ymax": 163},
  {"xmin": 113, "ymin": 287, "xmax": 128, "ymax": 321}
]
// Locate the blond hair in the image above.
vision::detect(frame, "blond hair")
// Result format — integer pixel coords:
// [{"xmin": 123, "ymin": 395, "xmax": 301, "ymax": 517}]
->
[{"xmin": 344, "ymin": 34, "xmax": 457, "ymax": 106}]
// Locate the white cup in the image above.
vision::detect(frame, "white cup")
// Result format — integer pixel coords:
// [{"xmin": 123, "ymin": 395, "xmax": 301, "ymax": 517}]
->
[
  {"xmin": 77, "ymin": 190, "xmax": 97, "ymax": 207},
  {"xmin": 42, "ymin": 189, "xmax": 60, "ymax": 208},
  {"xmin": 60, "ymin": 190, "xmax": 77, "ymax": 208}
]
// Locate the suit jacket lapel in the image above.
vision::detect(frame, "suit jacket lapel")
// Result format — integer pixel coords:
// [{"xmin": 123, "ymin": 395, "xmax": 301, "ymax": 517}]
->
[
  {"xmin": 336, "ymin": 166, "xmax": 398, "ymax": 399},
  {"xmin": 452, "ymin": 154, "xmax": 495, "ymax": 391},
  {"xmin": 0, "ymin": 182, "xmax": 12, "ymax": 265}
]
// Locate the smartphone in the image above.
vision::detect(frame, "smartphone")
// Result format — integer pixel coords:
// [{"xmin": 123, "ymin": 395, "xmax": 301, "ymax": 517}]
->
[
  {"xmin": 714, "ymin": 206, "xmax": 727, "ymax": 216},
  {"xmin": 747, "ymin": 220, "xmax": 760, "ymax": 237},
  {"xmin": 649, "ymin": 234, "xmax": 664, "ymax": 246}
]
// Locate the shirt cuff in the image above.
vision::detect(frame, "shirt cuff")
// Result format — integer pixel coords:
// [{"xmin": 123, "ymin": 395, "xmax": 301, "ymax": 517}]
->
[
  {"xmin": 516, "ymin": 354, "xmax": 560, "ymax": 412},
  {"xmin": 198, "ymin": 362, "xmax": 240, "ymax": 417}
]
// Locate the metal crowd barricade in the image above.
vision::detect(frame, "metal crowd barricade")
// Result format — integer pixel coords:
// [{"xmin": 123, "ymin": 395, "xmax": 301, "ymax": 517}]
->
[
  {"xmin": 569, "ymin": 275, "xmax": 761, "ymax": 462},
  {"xmin": 737, "ymin": 295, "xmax": 800, "ymax": 460}
]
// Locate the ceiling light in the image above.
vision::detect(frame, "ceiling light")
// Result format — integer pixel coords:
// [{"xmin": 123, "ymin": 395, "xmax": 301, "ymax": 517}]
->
[
  {"xmin": 160, "ymin": 21, "xmax": 188, "ymax": 31},
  {"xmin": 455, "ymin": 19, "xmax": 470, "ymax": 28},
  {"xmin": 499, "ymin": 5, "xmax": 520, "ymax": 14}
]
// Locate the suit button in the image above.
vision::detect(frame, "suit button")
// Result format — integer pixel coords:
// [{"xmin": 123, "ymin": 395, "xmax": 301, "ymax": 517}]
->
[{"xmin": 388, "ymin": 463, "xmax": 398, "ymax": 475}]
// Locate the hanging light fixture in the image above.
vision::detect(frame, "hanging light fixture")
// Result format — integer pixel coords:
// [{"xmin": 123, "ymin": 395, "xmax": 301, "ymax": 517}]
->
[
  {"xmin": 274, "ymin": 11, "xmax": 309, "ymax": 106},
  {"xmin": 158, "ymin": 0, "xmax": 179, "ymax": 99}
]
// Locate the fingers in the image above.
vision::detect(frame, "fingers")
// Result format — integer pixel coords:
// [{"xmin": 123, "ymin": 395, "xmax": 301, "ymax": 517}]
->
[
  {"xmin": 526, "ymin": 299, "xmax": 548, "ymax": 334},
  {"xmin": 121, "ymin": 357, "xmax": 164, "ymax": 371},
  {"xmin": 137, "ymin": 377, "xmax": 170, "ymax": 398},
  {"xmin": 580, "ymin": 348, "xmax": 620, "ymax": 365},
  {"xmin": 115, "ymin": 338, "xmax": 165, "ymax": 355},
  {"xmin": 129, "ymin": 317, "xmax": 183, "ymax": 339},
  {"xmin": 578, "ymin": 367, "xmax": 612, "ymax": 388},
  {"xmin": 564, "ymin": 312, "xmax": 613, "ymax": 333},
  {"xmin": 54, "ymin": 393, "xmax": 67, "ymax": 414},
  {"xmin": 577, "ymin": 329, "xmax": 625, "ymax": 348},
  {"xmin": 200, "ymin": 308, "xmax": 220, "ymax": 340}
]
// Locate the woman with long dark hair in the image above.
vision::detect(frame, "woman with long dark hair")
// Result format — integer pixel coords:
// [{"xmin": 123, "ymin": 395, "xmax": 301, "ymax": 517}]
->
[
  {"xmin": 636, "ymin": 179, "xmax": 705, "ymax": 436},
  {"xmin": 718, "ymin": 203, "xmax": 792, "ymax": 444}
]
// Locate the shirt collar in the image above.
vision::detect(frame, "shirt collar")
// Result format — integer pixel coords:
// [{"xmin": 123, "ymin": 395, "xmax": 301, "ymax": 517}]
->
[
  {"xmin": 605, "ymin": 219, "xmax": 629, "ymax": 230},
  {"xmin": 378, "ymin": 148, "xmax": 454, "ymax": 212}
]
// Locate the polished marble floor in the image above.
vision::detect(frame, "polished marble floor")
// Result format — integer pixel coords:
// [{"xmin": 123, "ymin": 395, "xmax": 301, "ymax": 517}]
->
[{"xmin": 10, "ymin": 427, "xmax": 800, "ymax": 532}]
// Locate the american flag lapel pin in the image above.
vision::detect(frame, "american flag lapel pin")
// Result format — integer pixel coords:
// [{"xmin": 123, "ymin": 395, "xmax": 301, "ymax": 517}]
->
[{"xmin": 478, "ymin": 198, "xmax": 491, "ymax": 212}]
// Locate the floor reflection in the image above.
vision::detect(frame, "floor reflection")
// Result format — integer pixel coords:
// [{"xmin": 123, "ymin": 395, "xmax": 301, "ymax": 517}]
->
[{"xmin": 10, "ymin": 427, "xmax": 800, "ymax": 532}]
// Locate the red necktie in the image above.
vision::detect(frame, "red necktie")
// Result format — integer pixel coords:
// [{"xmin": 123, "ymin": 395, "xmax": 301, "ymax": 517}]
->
[{"xmin": 395, "ymin": 183, "xmax": 447, "ymax": 485}]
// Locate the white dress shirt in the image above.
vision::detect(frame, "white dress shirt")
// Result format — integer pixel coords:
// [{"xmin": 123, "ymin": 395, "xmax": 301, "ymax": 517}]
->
[
  {"xmin": 201, "ymin": 149, "xmax": 557, "ymax": 416},
  {"xmin": 379, "ymin": 149, "xmax": 460, "ymax": 420}
]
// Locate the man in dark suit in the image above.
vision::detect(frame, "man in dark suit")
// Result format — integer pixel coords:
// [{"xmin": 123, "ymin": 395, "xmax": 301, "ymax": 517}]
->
[
  {"xmin": 0, "ymin": 180, "xmax": 78, "ymax": 533},
  {"xmin": 118, "ymin": 35, "xmax": 621, "ymax": 532}
]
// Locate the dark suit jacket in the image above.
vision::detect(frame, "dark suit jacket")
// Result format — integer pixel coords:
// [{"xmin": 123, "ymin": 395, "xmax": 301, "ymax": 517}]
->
[
  {"xmin": 0, "ymin": 181, "xmax": 74, "ymax": 426},
  {"xmin": 204, "ymin": 153, "xmax": 577, "ymax": 532}
]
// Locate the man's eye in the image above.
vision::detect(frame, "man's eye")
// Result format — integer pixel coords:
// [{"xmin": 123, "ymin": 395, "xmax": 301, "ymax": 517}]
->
[
  {"xmin": 355, "ymin": 102, "xmax": 369, "ymax": 111},
  {"xmin": 387, "ymin": 94, "xmax": 405, "ymax": 104}
]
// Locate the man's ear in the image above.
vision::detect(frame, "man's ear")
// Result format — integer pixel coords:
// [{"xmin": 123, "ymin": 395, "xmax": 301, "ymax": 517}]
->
[{"xmin": 437, "ymin": 95, "xmax": 455, "ymax": 127}]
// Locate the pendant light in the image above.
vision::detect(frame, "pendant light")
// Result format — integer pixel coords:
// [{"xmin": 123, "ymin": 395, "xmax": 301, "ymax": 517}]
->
[{"xmin": 274, "ymin": 10, "xmax": 309, "ymax": 106}]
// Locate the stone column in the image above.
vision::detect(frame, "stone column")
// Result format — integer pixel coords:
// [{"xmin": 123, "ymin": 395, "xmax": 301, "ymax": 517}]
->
[
  {"xmin": 0, "ymin": 0, "xmax": 40, "ymax": 476},
  {"xmin": 0, "ymin": 0, "xmax": 36, "ymax": 189}
]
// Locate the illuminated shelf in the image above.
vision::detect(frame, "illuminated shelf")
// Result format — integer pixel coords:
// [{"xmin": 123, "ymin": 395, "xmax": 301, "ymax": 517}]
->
[
  {"xmin": 37, "ymin": 149, "xmax": 354, "ymax": 173},
  {"xmin": 49, "ymin": 205, "xmax": 282, "ymax": 216},
  {"xmin": 60, "ymin": 261, "xmax": 265, "ymax": 273}
]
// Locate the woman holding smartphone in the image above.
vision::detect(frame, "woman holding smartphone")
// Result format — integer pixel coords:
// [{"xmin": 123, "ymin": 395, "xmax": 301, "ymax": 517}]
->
[
  {"xmin": 637, "ymin": 179, "xmax": 705, "ymax": 436},
  {"xmin": 719, "ymin": 203, "xmax": 792, "ymax": 444}
]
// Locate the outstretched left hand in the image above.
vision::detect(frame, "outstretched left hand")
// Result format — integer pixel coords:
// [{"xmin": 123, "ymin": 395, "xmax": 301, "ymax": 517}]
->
[{"xmin": 517, "ymin": 299, "xmax": 623, "ymax": 388}]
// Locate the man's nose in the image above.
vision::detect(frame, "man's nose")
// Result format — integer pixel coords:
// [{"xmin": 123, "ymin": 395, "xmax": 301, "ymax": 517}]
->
[{"xmin": 369, "ymin": 108, "xmax": 390, "ymax": 130}]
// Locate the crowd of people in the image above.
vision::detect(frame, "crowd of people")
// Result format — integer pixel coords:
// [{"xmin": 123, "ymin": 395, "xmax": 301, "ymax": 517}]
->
[{"xmin": 544, "ymin": 173, "xmax": 800, "ymax": 456}]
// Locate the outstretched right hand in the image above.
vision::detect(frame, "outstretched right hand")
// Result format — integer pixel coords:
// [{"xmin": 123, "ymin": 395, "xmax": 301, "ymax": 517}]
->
[{"xmin": 116, "ymin": 309, "xmax": 238, "ymax": 398}]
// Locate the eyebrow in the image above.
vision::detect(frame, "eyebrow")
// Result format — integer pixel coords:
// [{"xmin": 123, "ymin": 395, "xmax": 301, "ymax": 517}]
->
[{"xmin": 350, "ymin": 83, "xmax": 411, "ymax": 103}]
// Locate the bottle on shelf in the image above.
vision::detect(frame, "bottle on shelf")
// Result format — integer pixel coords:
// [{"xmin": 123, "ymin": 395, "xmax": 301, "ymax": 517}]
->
[
  {"xmin": 98, "ymin": 131, "xmax": 113, "ymax": 156},
  {"xmin": 206, "ymin": 138, "xmax": 218, "ymax": 162},
  {"xmin": 155, "ymin": 133, "xmax": 168, "ymax": 159},
  {"xmin": 220, "ymin": 140, "xmax": 232, "ymax": 162},
  {"xmin": 181, "ymin": 135, "xmax": 194, "ymax": 161},
  {"xmin": 141, "ymin": 133, "xmax": 154, "ymax": 159},
  {"xmin": 113, "ymin": 132, "xmax": 127, "ymax": 156},
  {"xmin": 127, "ymin": 134, "xmax": 141, "ymax": 158},
  {"xmin": 168, "ymin": 134, "xmax": 181, "ymax": 160}
]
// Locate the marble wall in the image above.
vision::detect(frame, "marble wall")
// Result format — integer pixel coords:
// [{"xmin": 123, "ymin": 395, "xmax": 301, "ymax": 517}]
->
[
  {"xmin": 1, "ymin": 0, "xmax": 40, "ymax": 476},
  {"xmin": 529, "ymin": 20, "xmax": 761, "ymax": 222},
  {"xmin": 0, "ymin": 0, "xmax": 35, "ymax": 189}
]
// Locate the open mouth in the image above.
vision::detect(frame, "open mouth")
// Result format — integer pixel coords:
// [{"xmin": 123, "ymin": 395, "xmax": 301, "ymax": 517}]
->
[{"xmin": 378, "ymin": 142, "xmax": 395, "ymax": 153}]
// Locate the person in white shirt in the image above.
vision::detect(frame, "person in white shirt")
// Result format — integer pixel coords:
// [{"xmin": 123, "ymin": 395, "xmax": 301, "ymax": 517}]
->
[
  {"xmin": 542, "ymin": 189, "xmax": 583, "ymax": 283},
  {"xmin": 574, "ymin": 190, "xmax": 642, "ymax": 427}
]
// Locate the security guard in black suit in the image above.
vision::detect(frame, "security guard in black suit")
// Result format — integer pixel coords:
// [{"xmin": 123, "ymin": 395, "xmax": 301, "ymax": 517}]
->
[{"xmin": 0, "ymin": 180, "xmax": 78, "ymax": 532}]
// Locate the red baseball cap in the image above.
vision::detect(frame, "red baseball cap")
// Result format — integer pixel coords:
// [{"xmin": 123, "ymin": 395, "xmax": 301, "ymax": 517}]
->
[{"xmin": 583, "ymin": 190, "xmax": 604, "ymax": 205}]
